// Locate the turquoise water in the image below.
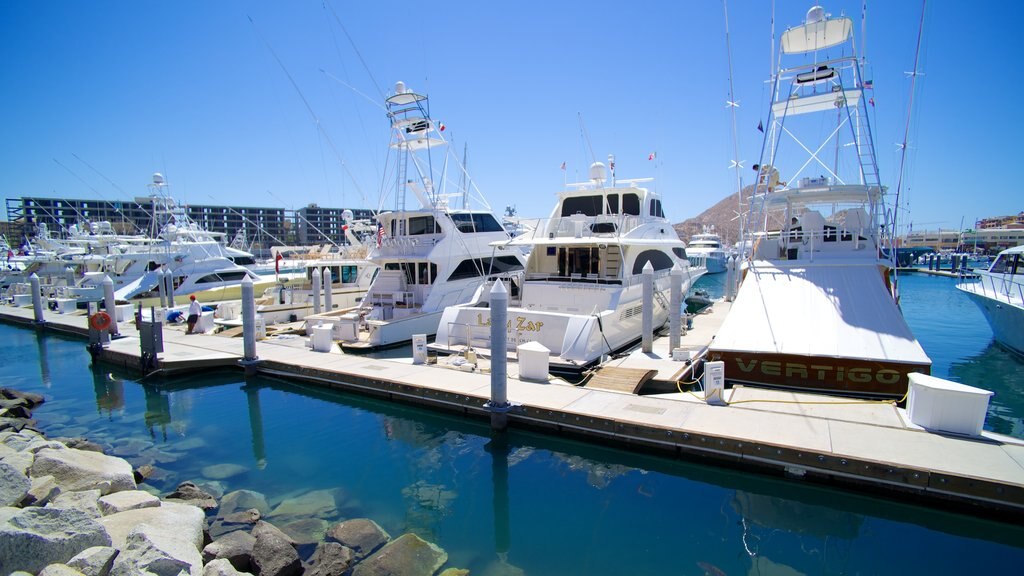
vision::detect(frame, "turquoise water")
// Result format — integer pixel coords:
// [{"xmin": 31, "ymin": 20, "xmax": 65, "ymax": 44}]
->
[{"xmin": 3, "ymin": 272, "xmax": 1024, "ymax": 574}]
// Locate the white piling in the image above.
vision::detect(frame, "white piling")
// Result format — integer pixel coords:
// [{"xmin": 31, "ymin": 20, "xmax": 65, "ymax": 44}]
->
[
  {"xmin": 488, "ymin": 280, "xmax": 509, "ymax": 431},
  {"xmin": 157, "ymin": 268, "xmax": 167, "ymax": 308},
  {"xmin": 65, "ymin": 266, "xmax": 76, "ymax": 287},
  {"xmin": 165, "ymin": 269, "xmax": 175, "ymax": 308},
  {"xmin": 102, "ymin": 275, "xmax": 117, "ymax": 335},
  {"xmin": 323, "ymin": 267, "xmax": 333, "ymax": 312},
  {"xmin": 642, "ymin": 261, "xmax": 654, "ymax": 353},
  {"xmin": 311, "ymin": 267, "xmax": 322, "ymax": 315},
  {"xmin": 30, "ymin": 273, "xmax": 44, "ymax": 323},
  {"xmin": 669, "ymin": 264, "xmax": 682, "ymax": 353},
  {"xmin": 725, "ymin": 255, "xmax": 736, "ymax": 301},
  {"xmin": 241, "ymin": 276, "xmax": 257, "ymax": 364}
]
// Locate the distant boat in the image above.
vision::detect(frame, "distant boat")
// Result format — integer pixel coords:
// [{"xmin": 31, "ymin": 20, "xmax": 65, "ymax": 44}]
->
[
  {"xmin": 708, "ymin": 5, "xmax": 931, "ymax": 399},
  {"xmin": 687, "ymin": 228, "xmax": 728, "ymax": 274},
  {"xmin": 334, "ymin": 82, "xmax": 526, "ymax": 351},
  {"xmin": 431, "ymin": 158, "xmax": 706, "ymax": 372},
  {"xmin": 956, "ymin": 245, "xmax": 1024, "ymax": 356}
]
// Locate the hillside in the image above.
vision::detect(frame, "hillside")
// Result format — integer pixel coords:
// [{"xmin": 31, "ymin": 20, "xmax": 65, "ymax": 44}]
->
[{"xmin": 672, "ymin": 184, "xmax": 755, "ymax": 247}]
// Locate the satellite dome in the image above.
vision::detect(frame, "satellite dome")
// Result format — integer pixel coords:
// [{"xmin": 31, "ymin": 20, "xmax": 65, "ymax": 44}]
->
[
  {"xmin": 342, "ymin": 209, "xmax": 354, "ymax": 222},
  {"xmin": 589, "ymin": 161, "xmax": 607, "ymax": 183},
  {"xmin": 806, "ymin": 6, "xmax": 826, "ymax": 24},
  {"xmin": 395, "ymin": 81, "xmax": 406, "ymax": 94},
  {"xmin": 152, "ymin": 172, "xmax": 165, "ymax": 185}
]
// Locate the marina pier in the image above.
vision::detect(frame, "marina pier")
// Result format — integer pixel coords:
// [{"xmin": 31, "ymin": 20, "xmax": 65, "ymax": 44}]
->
[{"xmin": 3, "ymin": 302, "xmax": 1022, "ymax": 520}]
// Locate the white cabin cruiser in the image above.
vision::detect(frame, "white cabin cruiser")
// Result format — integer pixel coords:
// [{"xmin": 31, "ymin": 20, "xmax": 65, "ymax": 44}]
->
[
  {"xmin": 431, "ymin": 160, "xmax": 706, "ymax": 372},
  {"xmin": 687, "ymin": 228, "xmax": 728, "ymax": 274},
  {"xmin": 956, "ymin": 245, "xmax": 1024, "ymax": 356},
  {"xmin": 335, "ymin": 82, "xmax": 526, "ymax": 351},
  {"xmin": 708, "ymin": 5, "xmax": 931, "ymax": 399}
]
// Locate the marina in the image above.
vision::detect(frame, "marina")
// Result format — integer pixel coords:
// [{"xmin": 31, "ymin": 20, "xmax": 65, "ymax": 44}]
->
[{"xmin": 1, "ymin": 269, "xmax": 1023, "ymax": 574}]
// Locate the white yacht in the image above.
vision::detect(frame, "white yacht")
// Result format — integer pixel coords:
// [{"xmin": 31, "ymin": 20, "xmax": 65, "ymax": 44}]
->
[
  {"xmin": 708, "ymin": 5, "xmax": 931, "ymax": 399},
  {"xmin": 430, "ymin": 159, "xmax": 707, "ymax": 372},
  {"xmin": 687, "ymin": 228, "xmax": 728, "ymax": 273},
  {"xmin": 335, "ymin": 82, "xmax": 526, "ymax": 351},
  {"xmin": 957, "ymin": 245, "xmax": 1024, "ymax": 356}
]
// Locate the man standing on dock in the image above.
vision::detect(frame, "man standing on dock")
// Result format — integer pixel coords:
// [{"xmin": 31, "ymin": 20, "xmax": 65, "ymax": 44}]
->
[{"xmin": 186, "ymin": 295, "xmax": 201, "ymax": 334}]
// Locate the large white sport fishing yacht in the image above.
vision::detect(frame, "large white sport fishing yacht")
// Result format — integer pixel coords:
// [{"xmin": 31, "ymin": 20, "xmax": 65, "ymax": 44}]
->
[
  {"xmin": 687, "ymin": 227, "xmax": 728, "ymax": 274},
  {"xmin": 707, "ymin": 5, "xmax": 931, "ymax": 399},
  {"xmin": 956, "ymin": 245, "xmax": 1024, "ymax": 356},
  {"xmin": 431, "ymin": 159, "xmax": 707, "ymax": 372},
  {"xmin": 335, "ymin": 82, "xmax": 526, "ymax": 351}
]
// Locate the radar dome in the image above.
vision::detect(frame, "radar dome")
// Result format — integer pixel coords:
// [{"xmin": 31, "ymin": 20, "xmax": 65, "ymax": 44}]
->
[
  {"xmin": 806, "ymin": 6, "xmax": 826, "ymax": 24},
  {"xmin": 589, "ymin": 161, "xmax": 607, "ymax": 183},
  {"xmin": 342, "ymin": 209, "xmax": 354, "ymax": 222},
  {"xmin": 152, "ymin": 172, "xmax": 165, "ymax": 185},
  {"xmin": 395, "ymin": 81, "xmax": 406, "ymax": 94}
]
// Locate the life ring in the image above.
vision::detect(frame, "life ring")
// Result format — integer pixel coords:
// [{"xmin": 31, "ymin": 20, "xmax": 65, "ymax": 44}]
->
[{"xmin": 89, "ymin": 311, "xmax": 112, "ymax": 332}]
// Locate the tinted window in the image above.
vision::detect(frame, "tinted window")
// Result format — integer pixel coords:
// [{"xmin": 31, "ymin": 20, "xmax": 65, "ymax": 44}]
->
[
  {"xmin": 561, "ymin": 196, "xmax": 603, "ymax": 217},
  {"xmin": 449, "ymin": 213, "xmax": 504, "ymax": 233},
  {"xmin": 672, "ymin": 247, "xmax": 687, "ymax": 259},
  {"xmin": 650, "ymin": 199, "xmax": 664, "ymax": 218},
  {"xmin": 623, "ymin": 193, "xmax": 640, "ymax": 215},
  {"xmin": 606, "ymin": 194, "xmax": 619, "ymax": 214},
  {"xmin": 408, "ymin": 216, "xmax": 439, "ymax": 235},
  {"xmin": 632, "ymin": 250, "xmax": 674, "ymax": 274},
  {"xmin": 447, "ymin": 255, "xmax": 524, "ymax": 281}
]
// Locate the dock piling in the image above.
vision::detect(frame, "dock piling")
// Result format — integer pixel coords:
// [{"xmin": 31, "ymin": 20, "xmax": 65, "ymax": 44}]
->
[
  {"xmin": 157, "ymin": 268, "xmax": 167, "ymax": 308},
  {"xmin": 642, "ymin": 261, "xmax": 653, "ymax": 353},
  {"xmin": 102, "ymin": 275, "xmax": 118, "ymax": 335},
  {"xmin": 323, "ymin": 267, "xmax": 333, "ymax": 312},
  {"xmin": 669, "ymin": 264, "xmax": 682, "ymax": 353},
  {"xmin": 486, "ymin": 279, "xmax": 511, "ymax": 431},
  {"xmin": 165, "ymin": 269, "xmax": 175, "ymax": 308},
  {"xmin": 312, "ymin": 267, "xmax": 322, "ymax": 315},
  {"xmin": 240, "ymin": 276, "xmax": 259, "ymax": 374},
  {"xmin": 64, "ymin": 266, "xmax": 76, "ymax": 288},
  {"xmin": 30, "ymin": 273, "xmax": 44, "ymax": 324}
]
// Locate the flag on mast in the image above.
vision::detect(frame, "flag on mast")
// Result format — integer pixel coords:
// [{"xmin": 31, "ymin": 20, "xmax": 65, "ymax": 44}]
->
[{"xmin": 648, "ymin": 152, "xmax": 657, "ymax": 161}]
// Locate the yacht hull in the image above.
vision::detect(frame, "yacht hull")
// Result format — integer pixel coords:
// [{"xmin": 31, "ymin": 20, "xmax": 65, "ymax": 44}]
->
[{"xmin": 959, "ymin": 290, "xmax": 1024, "ymax": 357}]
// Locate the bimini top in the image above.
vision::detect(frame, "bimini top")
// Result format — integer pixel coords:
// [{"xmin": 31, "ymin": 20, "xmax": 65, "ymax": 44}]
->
[
  {"xmin": 781, "ymin": 6, "xmax": 853, "ymax": 54},
  {"xmin": 710, "ymin": 263, "xmax": 931, "ymax": 365}
]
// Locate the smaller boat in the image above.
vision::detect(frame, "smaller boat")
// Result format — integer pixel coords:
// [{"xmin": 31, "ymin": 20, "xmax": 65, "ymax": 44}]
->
[
  {"xmin": 687, "ymin": 227, "xmax": 728, "ymax": 273},
  {"xmin": 956, "ymin": 245, "xmax": 1024, "ymax": 356}
]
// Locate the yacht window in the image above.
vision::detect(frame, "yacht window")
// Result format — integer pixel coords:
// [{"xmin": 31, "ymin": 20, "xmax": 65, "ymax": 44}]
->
[
  {"xmin": 447, "ymin": 255, "xmax": 524, "ymax": 281},
  {"xmin": 560, "ymin": 196, "xmax": 603, "ymax": 217},
  {"xmin": 415, "ymin": 262, "xmax": 438, "ymax": 284},
  {"xmin": 672, "ymin": 247, "xmax": 687, "ymax": 259},
  {"xmin": 408, "ymin": 215, "xmax": 440, "ymax": 235},
  {"xmin": 632, "ymin": 250, "xmax": 674, "ymax": 274},
  {"xmin": 449, "ymin": 213, "xmax": 504, "ymax": 233},
  {"xmin": 649, "ymin": 199, "xmax": 664, "ymax": 218},
  {"xmin": 605, "ymin": 194, "xmax": 619, "ymax": 214},
  {"xmin": 623, "ymin": 193, "xmax": 641, "ymax": 215},
  {"xmin": 232, "ymin": 256, "xmax": 256, "ymax": 266},
  {"xmin": 341, "ymin": 265, "xmax": 359, "ymax": 283}
]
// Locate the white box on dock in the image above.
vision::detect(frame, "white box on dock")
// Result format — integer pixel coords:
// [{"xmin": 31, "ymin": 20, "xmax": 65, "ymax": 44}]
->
[
  {"xmin": 907, "ymin": 372, "xmax": 993, "ymax": 436},
  {"xmin": 114, "ymin": 303, "xmax": 134, "ymax": 323},
  {"xmin": 517, "ymin": 341, "xmax": 550, "ymax": 381},
  {"xmin": 13, "ymin": 294, "xmax": 33, "ymax": 307},
  {"xmin": 310, "ymin": 323, "xmax": 334, "ymax": 352},
  {"xmin": 196, "ymin": 311, "xmax": 216, "ymax": 334}
]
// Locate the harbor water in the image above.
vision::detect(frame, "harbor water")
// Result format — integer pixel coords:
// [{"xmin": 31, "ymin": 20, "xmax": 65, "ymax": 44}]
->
[{"xmin": 2, "ymin": 271, "xmax": 1023, "ymax": 574}]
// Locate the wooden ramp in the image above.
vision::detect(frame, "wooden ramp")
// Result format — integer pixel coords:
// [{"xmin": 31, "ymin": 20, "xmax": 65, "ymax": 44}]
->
[{"xmin": 585, "ymin": 367, "xmax": 658, "ymax": 394}]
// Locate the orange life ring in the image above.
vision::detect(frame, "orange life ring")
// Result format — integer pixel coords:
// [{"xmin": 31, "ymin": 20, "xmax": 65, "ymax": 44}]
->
[{"xmin": 89, "ymin": 311, "xmax": 112, "ymax": 332}]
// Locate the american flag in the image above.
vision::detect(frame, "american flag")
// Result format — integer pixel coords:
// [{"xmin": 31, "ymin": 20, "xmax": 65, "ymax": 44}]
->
[{"xmin": 377, "ymin": 222, "xmax": 386, "ymax": 247}]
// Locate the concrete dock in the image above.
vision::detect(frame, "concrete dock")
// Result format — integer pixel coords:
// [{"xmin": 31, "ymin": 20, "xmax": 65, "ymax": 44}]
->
[{"xmin": 3, "ymin": 302, "xmax": 1023, "ymax": 520}]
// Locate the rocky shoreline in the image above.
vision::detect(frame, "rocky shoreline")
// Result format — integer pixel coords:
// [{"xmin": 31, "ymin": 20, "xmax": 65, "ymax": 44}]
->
[{"xmin": 0, "ymin": 387, "xmax": 466, "ymax": 576}]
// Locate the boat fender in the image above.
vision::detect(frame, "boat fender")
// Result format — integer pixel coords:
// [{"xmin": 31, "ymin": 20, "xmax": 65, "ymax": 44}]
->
[{"xmin": 89, "ymin": 311, "xmax": 112, "ymax": 331}]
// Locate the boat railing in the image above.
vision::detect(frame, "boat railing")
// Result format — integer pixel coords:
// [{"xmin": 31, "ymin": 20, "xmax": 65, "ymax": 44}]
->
[
  {"xmin": 967, "ymin": 272, "xmax": 1024, "ymax": 307},
  {"xmin": 754, "ymin": 225, "xmax": 877, "ymax": 261},
  {"xmin": 547, "ymin": 215, "xmax": 641, "ymax": 239},
  {"xmin": 441, "ymin": 320, "xmax": 493, "ymax": 350},
  {"xmin": 524, "ymin": 272, "xmax": 622, "ymax": 285}
]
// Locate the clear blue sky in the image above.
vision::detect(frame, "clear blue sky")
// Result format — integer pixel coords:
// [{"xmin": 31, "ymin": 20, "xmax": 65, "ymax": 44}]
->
[{"xmin": 1, "ymin": 1, "xmax": 1018, "ymax": 233}]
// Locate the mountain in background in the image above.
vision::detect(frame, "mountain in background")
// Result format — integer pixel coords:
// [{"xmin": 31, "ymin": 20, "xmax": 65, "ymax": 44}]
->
[{"xmin": 672, "ymin": 184, "xmax": 755, "ymax": 247}]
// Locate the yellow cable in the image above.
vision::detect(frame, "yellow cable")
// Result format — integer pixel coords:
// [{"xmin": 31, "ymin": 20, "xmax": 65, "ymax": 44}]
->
[{"xmin": 675, "ymin": 378, "xmax": 911, "ymax": 407}]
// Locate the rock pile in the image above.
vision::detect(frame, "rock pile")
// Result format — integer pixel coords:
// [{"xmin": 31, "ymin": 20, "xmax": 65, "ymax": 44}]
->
[{"xmin": 1, "ymin": 387, "xmax": 463, "ymax": 576}]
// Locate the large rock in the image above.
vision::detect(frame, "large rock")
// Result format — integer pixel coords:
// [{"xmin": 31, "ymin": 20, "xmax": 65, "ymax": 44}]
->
[
  {"xmin": 200, "ymin": 464, "xmax": 248, "ymax": 481},
  {"xmin": 352, "ymin": 533, "xmax": 447, "ymax": 576},
  {"xmin": 201, "ymin": 558, "xmax": 249, "ymax": 576},
  {"xmin": 38, "ymin": 563, "xmax": 86, "ymax": 576},
  {"xmin": 31, "ymin": 448, "xmax": 135, "ymax": 496},
  {"xmin": 0, "ymin": 388, "xmax": 45, "ymax": 407},
  {"xmin": 98, "ymin": 490, "xmax": 161, "ymax": 515},
  {"xmin": 209, "ymin": 509, "xmax": 260, "ymax": 539},
  {"xmin": 2, "ymin": 449, "xmax": 35, "ymax": 476},
  {"xmin": 48, "ymin": 489, "xmax": 102, "ymax": 518},
  {"xmin": 219, "ymin": 490, "xmax": 269, "ymax": 516},
  {"xmin": 305, "ymin": 541, "xmax": 355, "ymax": 576},
  {"xmin": 97, "ymin": 501, "xmax": 205, "ymax": 551},
  {"xmin": 251, "ymin": 523, "xmax": 301, "ymax": 576},
  {"xmin": 67, "ymin": 545, "xmax": 119, "ymax": 576},
  {"xmin": 0, "ymin": 460, "xmax": 31, "ymax": 506},
  {"xmin": 202, "ymin": 530, "xmax": 256, "ymax": 572},
  {"xmin": 251, "ymin": 520, "xmax": 296, "ymax": 547},
  {"xmin": 326, "ymin": 518, "xmax": 390, "ymax": 559},
  {"xmin": 163, "ymin": 481, "xmax": 217, "ymax": 511},
  {"xmin": 0, "ymin": 506, "xmax": 112, "ymax": 574},
  {"xmin": 268, "ymin": 489, "xmax": 337, "ymax": 519},
  {"xmin": 277, "ymin": 517, "xmax": 328, "ymax": 546},
  {"xmin": 24, "ymin": 474, "xmax": 62, "ymax": 506},
  {"xmin": 109, "ymin": 524, "xmax": 203, "ymax": 576}
]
